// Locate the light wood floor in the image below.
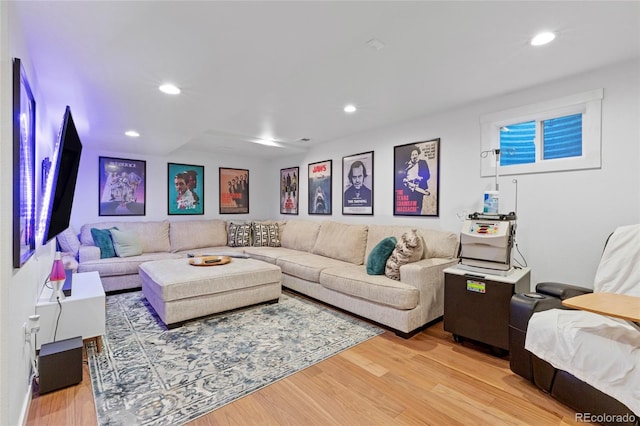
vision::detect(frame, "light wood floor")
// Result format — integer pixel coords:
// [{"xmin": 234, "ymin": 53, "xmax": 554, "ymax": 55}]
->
[{"xmin": 26, "ymin": 319, "xmax": 589, "ymax": 425}]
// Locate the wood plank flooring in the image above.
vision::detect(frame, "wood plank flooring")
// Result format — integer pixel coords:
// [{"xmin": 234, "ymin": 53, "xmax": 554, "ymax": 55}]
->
[{"xmin": 26, "ymin": 319, "xmax": 590, "ymax": 425}]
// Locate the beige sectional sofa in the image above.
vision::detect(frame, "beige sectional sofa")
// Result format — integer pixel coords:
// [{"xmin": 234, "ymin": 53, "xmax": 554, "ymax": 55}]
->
[{"xmin": 63, "ymin": 218, "xmax": 459, "ymax": 336}]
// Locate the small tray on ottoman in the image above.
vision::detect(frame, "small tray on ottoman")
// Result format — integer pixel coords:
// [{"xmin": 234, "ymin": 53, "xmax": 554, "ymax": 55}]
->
[{"xmin": 189, "ymin": 256, "xmax": 231, "ymax": 266}]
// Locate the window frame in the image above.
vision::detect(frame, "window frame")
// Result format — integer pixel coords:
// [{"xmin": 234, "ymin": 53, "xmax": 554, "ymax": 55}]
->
[{"xmin": 480, "ymin": 88, "xmax": 603, "ymax": 177}]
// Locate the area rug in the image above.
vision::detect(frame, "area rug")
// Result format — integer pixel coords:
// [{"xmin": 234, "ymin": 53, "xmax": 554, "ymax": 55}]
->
[{"xmin": 87, "ymin": 291, "xmax": 383, "ymax": 425}]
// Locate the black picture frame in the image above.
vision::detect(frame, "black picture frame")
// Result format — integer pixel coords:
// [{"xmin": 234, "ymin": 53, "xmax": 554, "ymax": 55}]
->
[
  {"xmin": 13, "ymin": 58, "xmax": 36, "ymax": 268},
  {"xmin": 393, "ymin": 138, "xmax": 440, "ymax": 217},
  {"xmin": 308, "ymin": 160, "xmax": 332, "ymax": 215},
  {"xmin": 280, "ymin": 167, "xmax": 299, "ymax": 215},
  {"xmin": 98, "ymin": 157, "xmax": 146, "ymax": 216},
  {"xmin": 219, "ymin": 167, "xmax": 249, "ymax": 214},
  {"xmin": 342, "ymin": 151, "xmax": 374, "ymax": 215},
  {"xmin": 168, "ymin": 163, "xmax": 204, "ymax": 215}
]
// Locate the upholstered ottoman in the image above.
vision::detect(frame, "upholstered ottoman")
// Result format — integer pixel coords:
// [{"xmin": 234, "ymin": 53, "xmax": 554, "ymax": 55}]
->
[{"xmin": 139, "ymin": 257, "xmax": 282, "ymax": 327}]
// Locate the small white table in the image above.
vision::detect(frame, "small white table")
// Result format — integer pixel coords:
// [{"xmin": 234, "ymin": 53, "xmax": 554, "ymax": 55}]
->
[{"xmin": 36, "ymin": 271, "xmax": 106, "ymax": 351}]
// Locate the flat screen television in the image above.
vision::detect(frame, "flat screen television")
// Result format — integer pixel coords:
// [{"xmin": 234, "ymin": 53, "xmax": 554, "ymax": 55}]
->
[
  {"xmin": 13, "ymin": 57, "xmax": 37, "ymax": 268},
  {"xmin": 42, "ymin": 106, "xmax": 83, "ymax": 243}
]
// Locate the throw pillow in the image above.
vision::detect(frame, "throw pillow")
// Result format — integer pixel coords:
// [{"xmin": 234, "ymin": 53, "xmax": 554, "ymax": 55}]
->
[
  {"xmin": 227, "ymin": 223, "xmax": 252, "ymax": 247},
  {"xmin": 385, "ymin": 229, "xmax": 424, "ymax": 281},
  {"xmin": 366, "ymin": 236, "xmax": 397, "ymax": 275},
  {"xmin": 109, "ymin": 228, "xmax": 143, "ymax": 258},
  {"xmin": 90, "ymin": 227, "xmax": 119, "ymax": 259},
  {"xmin": 56, "ymin": 226, "xmax": 81, "ymax": 258},
  {"xmin": 252, "ymin": 222, "xmax": 281, "ymax": 247}
]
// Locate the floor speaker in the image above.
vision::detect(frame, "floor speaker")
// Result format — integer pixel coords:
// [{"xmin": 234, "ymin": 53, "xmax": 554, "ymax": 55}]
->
[{"xmin": 38, "ymin": 336, "xmax": 82, "ymax": 394}]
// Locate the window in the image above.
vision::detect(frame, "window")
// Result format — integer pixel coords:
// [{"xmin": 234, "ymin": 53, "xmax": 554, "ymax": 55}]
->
[{"xmin": 480, "ymin": 89, "xmax": 603, "ymax": 177}]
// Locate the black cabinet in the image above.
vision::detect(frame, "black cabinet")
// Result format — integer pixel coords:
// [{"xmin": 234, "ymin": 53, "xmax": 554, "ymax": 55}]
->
[{"xmin": 444, "ymin": 267, "xmax": 530, "ymax": 353}]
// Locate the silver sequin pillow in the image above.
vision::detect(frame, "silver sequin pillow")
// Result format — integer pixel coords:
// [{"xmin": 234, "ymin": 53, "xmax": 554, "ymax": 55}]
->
[{"xmin": 385, "ymin": 229, "xmax": 424, "ymax": 280}]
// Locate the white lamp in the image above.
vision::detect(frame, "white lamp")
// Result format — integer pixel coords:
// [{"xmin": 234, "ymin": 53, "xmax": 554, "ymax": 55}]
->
[{"xmin": 49, "ymin": 251, "xmax": 66, "ymax": 302}]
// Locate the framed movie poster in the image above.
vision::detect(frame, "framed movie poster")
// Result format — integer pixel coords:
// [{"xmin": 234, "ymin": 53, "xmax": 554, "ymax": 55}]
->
[
  {"xmin": 393, "ymin": 138, "xmax": 440, "ymax": 217},
  {"xmin": 342, "ymin": 151, "xmax": 373, "ymax": 215},
  {"xmin": 280, "ymin": 167, "xmax": 299, "ymax": 215},
  {"xmin": 168, "ymin": 163, "xmax": 204, "ymax": 215},
  {"xmin": 308, "ymin": 160, "xmax": 332, "ymax": 215},
  {"xmin": 219, "ymin": 167, "xmax": 249, "ymax": 214},
  {"xmin": 99, "ymin": 157, "xmax": 146, "ymax": 216}
]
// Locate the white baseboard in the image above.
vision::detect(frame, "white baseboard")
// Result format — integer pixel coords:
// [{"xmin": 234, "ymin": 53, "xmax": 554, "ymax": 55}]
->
[{"xmin": 18, "ymin": 378, "xmax": 33, "ymax": 426}]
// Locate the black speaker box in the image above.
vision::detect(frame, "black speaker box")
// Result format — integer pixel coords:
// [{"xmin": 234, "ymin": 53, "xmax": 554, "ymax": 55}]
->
[{"xmin": 38, "ymin": 336, "xmax": 82, "ymax": 394}]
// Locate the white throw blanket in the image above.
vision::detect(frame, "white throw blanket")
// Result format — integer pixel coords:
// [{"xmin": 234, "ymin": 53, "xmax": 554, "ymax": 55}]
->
[
  {"xmin": 593, "ymin": 224, "xmax": 640, "ymax": 296},
  {"xmin": 525, "ymin": 224, "xmax": 640, "ymax": 415}
]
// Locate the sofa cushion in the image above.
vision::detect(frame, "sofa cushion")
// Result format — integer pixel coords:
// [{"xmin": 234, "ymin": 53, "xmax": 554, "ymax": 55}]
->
[
  {"xmin": 280, "ymin": 220, "xmax": 321, "ymax": 252},
  {"xmin": 276, "ymin": 253, "xmax": 349, "ymax": 283},
  {"xmin": 81, "ymin": 221, "xmax": 171, "ymax": 253},
  {"xmin": 57, "ymin": 226, "xmax": 81, "ymax": 258},
  {"xmin": 252, "ymin": 222, "xmax": 281, "ymax": 247},
  {"xmin": 366, "ymin": 236, "xmax": 397, "ymax": 275},
  {"xmin": 78, "ymin": 252, "xmax": 181, "ymax": 276},
  {"xmin": 319, "ymin": 265, "xmax": 419, "ymax": 310},
  {"xmin": 243, "ymin": 246, "xmax": 307, "ymax": 265},
  {"xmin": 385, "ymin": 230, "xmax": 423, "ymax": 281},
  {"xmin": 311, "ymin": 221, "xmax": 368, "ymax": 265},
  {"xmin": 90, "ymin": 227, "xmax": 118, "ymax": 259},
  {"xmin": 228, "ymin": 223, "xmax": 252, "ymax": 247},
  {"xmin": 110, "ymin": 228, "xmax": 143, "ymax": 257},
  {"xmin": 169, "ymin": 219, "xmax": 227, "ymax": 252}
]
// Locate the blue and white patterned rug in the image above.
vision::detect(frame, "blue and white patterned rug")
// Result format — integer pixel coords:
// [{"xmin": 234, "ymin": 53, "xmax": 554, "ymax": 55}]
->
[{"xmin": 87, "ymin": 291, "xmax": 383, "ymax": 425}]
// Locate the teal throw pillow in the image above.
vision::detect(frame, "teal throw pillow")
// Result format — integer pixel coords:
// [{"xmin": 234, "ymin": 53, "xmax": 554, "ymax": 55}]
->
[
  {"xmin": 90, "ymin": 227, "xmax": 118, "ymax": 259},
  {"xmin": 366, "ymin": 236, "xmax": 397, "ymax": 275},
  {"xmin": 109, "ymin": 228, "xmax": 143, "ymax": 258}
]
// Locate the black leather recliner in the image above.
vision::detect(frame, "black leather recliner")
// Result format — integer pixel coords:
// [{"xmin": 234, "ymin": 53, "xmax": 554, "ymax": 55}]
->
[{"xmin": 509, "ymin": 282, "xmax": 637, "ymax": 425}]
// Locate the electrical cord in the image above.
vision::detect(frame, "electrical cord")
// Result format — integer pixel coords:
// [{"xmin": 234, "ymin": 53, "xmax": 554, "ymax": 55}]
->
[
  {"xmin": 27, "ymin": 333, "xmax": 40, "ymax": 384},
  {"xmin": 43, "ymin": 275, "xmax": 52, "ymax": 290},
  {"xmin": 53, "ymin": 297, "xmax": 63, "ymax": 342},
  {"xmin": 512, "ymin": 240, "xmax": 528, "ymax": 268}
]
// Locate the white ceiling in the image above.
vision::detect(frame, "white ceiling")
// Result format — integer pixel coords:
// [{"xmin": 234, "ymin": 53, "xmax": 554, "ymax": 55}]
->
[{"xmin": 14, "ymin": 1, "xmax": 640, "ymax": 159}]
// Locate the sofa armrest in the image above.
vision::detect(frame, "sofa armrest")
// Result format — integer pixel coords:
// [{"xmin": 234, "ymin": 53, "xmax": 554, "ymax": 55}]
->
[
  {"xmin": 61, "ymin": 254, "xmax": 79, "ymax": 272},
  {"xmin": 400, "ymin": 258, "xmax": 459, "ymax": 322},
  {"xmin": 79, "ymin": 245, "xmax": 101, "ymax": 263},
  {"xmin": 535, "ymin": 282, "xmax": 593, "ymax": 300}
]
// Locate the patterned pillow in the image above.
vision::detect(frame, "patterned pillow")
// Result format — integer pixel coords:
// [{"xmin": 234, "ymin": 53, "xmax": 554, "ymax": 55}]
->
[
  {"xmin": 252, "ymin": 222, "xmax": 281, "ymax": 247},
  {"xmin": 227, "ymin": 223, "xmax": 252, "ymax": 247},
  {"xmin": 385, "ymin": 229, "xmax": 424, "ymax": 281}
]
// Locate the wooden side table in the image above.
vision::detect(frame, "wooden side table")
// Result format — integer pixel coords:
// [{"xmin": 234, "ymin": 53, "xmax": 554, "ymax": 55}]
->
[{"xmin": 36, "ymin": 271, "xmax": 106, "ymax": 351}]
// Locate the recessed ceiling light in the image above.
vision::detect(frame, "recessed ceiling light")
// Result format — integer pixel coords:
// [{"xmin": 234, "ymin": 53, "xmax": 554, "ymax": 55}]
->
[
  {"xmin": 252, "ymin": 139, "xmax": 283, "ymax": 147},
  {"xmin": 344, "ymin": 105, "xmax": 357, "ymax": 113},
  {"xmin": 125, "ymin": 130, "xmax": 140, "ymax": 137},
  {"xmin": 159, "ymin": 83, "xmax": 181, "ymax": 95},
  {"xmin": 530, "ymin": 32, "xmax": 556, "ymax": 46}
]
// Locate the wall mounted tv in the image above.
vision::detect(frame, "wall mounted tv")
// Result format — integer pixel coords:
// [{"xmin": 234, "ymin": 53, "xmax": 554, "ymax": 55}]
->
[
  {"xmin": 13, "ymin": 57, "xmax": 36, "ymax": 268},
  {"xmin": 42, "ymin": 106, "xmax": 83, "ymax": 244}
]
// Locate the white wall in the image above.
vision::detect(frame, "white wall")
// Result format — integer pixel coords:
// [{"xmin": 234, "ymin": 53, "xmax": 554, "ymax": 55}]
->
[
  {"xmin": 268, "ymin": 59, "xmax": 640, "ymax": 289},
  {"xmin": 2, "ymin": 3, "xmax": 61, "ymax": 425},
  {"xmin": 70, "ymin": 148, "xmax": 273, "ymax": 230}
]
